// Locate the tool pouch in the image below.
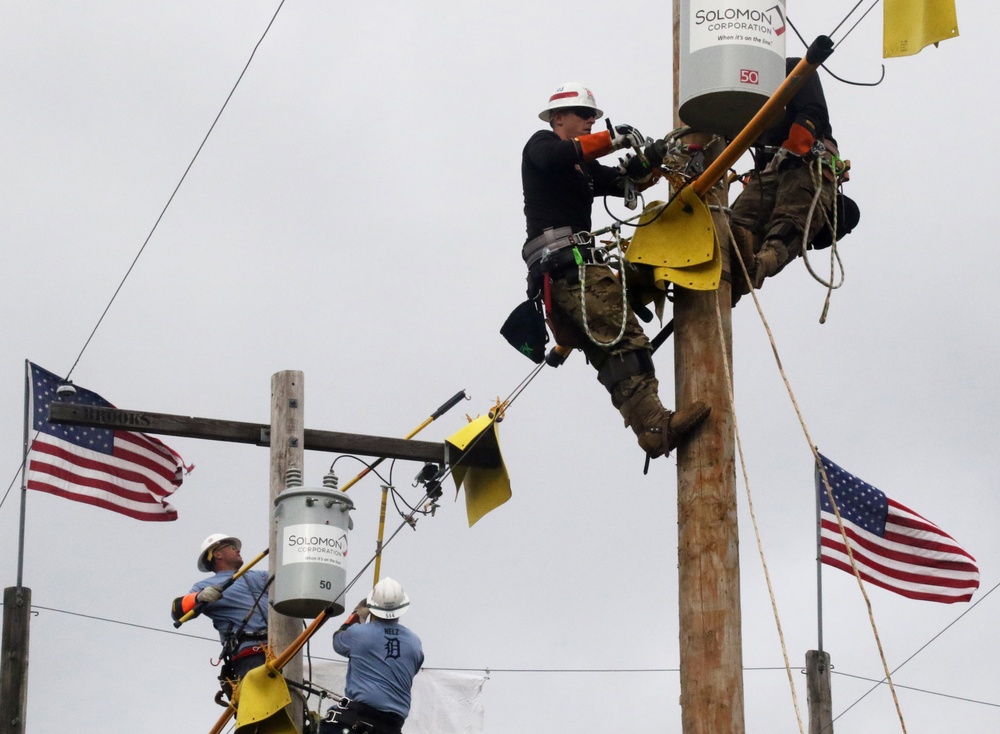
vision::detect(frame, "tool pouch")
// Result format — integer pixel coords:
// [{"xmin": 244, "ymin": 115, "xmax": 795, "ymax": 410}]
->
[
  {"xmin": 500, "ymin": 298, "xmax": 548, "ymax": 364},
  {"xmin": 811, "ymin": 193, "xmax": 860, "ymax": 250}
]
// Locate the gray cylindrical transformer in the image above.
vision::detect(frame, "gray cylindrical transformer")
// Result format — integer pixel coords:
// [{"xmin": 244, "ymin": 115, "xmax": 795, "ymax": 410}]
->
[
  {"xmin": 679, "ymin": 0, "xmax": 787, "ymax": 136},
  {"xmin": 273, "ymin": 486, "xmax": 354, "ymax": 618}
]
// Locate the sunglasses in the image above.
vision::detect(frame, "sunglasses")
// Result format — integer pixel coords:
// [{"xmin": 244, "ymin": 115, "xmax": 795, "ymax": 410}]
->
[{"xmin": 566, "ymin": 107, "xmax": 597, "ymax": 119}]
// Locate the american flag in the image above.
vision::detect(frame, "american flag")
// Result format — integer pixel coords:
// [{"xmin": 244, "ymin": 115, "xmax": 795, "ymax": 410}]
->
[
  {"xmin": 817, "ymin": 453, "xmax": 979, "ymax": 603},
  {"xmin": 26, "ymin": 362, "xmax": 190, "ymax": 521}
]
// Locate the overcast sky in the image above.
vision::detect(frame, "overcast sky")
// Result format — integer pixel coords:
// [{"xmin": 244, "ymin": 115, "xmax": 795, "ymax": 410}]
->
[{"xmin": 2, "ymin": 2, "xmax": 998, "ymax": 732}]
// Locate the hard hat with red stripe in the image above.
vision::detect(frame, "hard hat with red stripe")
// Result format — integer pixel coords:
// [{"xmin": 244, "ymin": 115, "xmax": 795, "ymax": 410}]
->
[{"xmin": 538, "ymin": 82, "xmax": 603, "ymax": 122}]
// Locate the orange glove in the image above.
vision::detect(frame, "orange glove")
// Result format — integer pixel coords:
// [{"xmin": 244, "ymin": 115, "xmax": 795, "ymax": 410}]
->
[
  {"xmin": 782, "ymin": 122, "xmax": 816, "ymax": 156},
  {"xmin": 576, "ymin": 130, "xmax": 614, "ymax": 161}
]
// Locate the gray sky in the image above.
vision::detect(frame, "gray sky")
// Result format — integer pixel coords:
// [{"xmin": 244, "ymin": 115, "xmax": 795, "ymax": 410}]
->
[{"xmin": 2, "ymin": 2, "xmax": 998, "ymax": 732}]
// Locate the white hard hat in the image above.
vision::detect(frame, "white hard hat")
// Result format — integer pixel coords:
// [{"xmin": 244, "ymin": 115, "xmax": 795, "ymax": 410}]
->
[
  {"xmin": 197, "ymin": 533, "xmax": 241, "ymax": 572},
  {"xmin": 539, "ymin": 82, "xmax": 603, "ymax": 122},
  {"xmin": 367, "ymin": 577, "xmax": 410, "ymax": 619}
]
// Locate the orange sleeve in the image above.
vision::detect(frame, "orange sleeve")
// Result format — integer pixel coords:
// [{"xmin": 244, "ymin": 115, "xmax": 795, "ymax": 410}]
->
[
  {"xmin": 170, "ymin": 592, "xmax": 199, "ymax": 622},
  {"xmin": 576, "ymin": 131, "xmax": 614, "ymax": 161}
]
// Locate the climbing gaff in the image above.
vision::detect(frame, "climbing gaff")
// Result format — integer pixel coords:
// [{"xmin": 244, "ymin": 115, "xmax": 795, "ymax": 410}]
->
[
  {"xmin": 446, "ymin": 407, "xmax": 511, "ymax": 528},
  {"xmin": 174, "ymin": 549, "xmax": 269, "ymax": 628}
]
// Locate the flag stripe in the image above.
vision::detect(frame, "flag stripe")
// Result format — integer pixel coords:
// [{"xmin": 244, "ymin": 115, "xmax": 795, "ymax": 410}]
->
[
  {"xmin": 29, "ymin": 439, "xmax": 177, "ymax": 500},
  {"xmin": 821, "ymin": 522, "xmax": 979, "ymax": 578},
  {"xmin": 820, "ymin": 556, "xmax": 973, "ymax": 604},
  {"xmin": 26, "ymin": 478, "xmax": 177, "ymax": 521},
  {"xmin": 817, "ymin": 453, "xmax": 979, "ymax": 604}
]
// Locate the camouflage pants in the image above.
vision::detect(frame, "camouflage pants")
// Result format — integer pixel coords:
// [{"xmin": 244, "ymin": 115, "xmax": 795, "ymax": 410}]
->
[
  {"xmin": 730, "ymin": 162, "xmax": 835, "ymax": 274},
  {"xmin": 546, "ymin": 264, "xmax": 653, "ymax": 372}
]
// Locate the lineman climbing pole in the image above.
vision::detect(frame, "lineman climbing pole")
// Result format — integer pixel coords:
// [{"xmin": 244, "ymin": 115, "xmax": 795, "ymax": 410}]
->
[{"xmin": 671, "ymin": 2, "xmax": 745, "ymax": 732}]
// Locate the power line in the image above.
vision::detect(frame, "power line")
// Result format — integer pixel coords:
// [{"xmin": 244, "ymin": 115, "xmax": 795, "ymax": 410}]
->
[
  {"xmin": 63, "ymin": 0, "xmax": 288, "ymax": 383},
  {"xmin": 0, "ymin": 1, "xmax": 288, "ymax": 517},
  {"xmin": 11, "ymin": 603, "xmax": 998, "ymax": 710}
]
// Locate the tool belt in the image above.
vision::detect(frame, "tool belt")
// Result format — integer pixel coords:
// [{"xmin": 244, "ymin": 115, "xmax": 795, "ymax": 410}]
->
[
  {"xmin": 323, "ymin": 698, "xmax": 404, "ymax": 734},
  {"xmin": 231, "ymin": 644, "xmax": 265, "ymax": 662}
]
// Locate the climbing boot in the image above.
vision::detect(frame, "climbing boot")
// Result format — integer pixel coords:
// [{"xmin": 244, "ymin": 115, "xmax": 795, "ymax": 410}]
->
[
  {"xmin": 753, "ymin": 246, "xmax": 780, "ymax": 289},
  {"xmin": 619, "ymin": 387, "xmax": 711, "ymax": 458},
  {"xmin": 730, "ymin": 225, "xmax": 758, "ymax": 301}
]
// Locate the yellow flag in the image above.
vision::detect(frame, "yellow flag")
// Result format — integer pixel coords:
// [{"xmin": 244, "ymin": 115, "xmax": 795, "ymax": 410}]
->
[
  {"xmin": 446, "ymin": 415, "xmax": 512, "ymax": 527},
  {"xmin": 884, "ymin": 0, "xmax": 959, "ymax": 58}
]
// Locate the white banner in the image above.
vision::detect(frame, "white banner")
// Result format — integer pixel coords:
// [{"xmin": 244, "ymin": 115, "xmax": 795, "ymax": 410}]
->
[{"xmin": 309, "ymin": 660, "xmax": 487, "ymax": 734}]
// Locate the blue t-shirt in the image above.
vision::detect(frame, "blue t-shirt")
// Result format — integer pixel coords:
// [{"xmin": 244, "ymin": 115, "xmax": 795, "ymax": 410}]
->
[
  {"xmin": 191, "ymin": 569, "xmax": 269, "ymax": 649},
  {"xmin": 333, "ymin": 618, "xmax": 424, "ymax": 719}
]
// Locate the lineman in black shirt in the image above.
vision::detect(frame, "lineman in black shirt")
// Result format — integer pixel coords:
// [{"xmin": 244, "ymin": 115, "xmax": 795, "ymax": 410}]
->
[{"xmin": 521, "ymin": 82, "xmax": 709, "ymax": 459}]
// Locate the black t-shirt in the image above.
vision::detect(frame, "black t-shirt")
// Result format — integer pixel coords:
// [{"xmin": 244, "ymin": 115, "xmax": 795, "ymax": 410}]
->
[{"xmin": 521, "ymin": 129, "xmax": 623, "ymax": 242}]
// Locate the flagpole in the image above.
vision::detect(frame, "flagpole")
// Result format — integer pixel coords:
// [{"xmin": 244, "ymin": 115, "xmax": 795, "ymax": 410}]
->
[
  {"xmin": 814, "ymin": 456, "xmax": 824, "ymax": 653},
  {"xmin": 17, "ymin": 360, "xmax": 30, "ymax": 588}
]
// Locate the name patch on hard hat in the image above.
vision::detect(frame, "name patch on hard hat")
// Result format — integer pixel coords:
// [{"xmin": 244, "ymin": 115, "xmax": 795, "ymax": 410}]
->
[{"xmin": 281, "ymin": 523, "xmax": 348, "ymax": 567}]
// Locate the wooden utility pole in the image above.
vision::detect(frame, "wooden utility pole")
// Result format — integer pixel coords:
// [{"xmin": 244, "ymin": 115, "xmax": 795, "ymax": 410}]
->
[
  {"xmin": 0, "ymin": 587, "xmax": 31, "ymax": 734},
  {"xmin": 672, "ymin": 1, "xmax": 745, "ymax": 732},
  {"xmin": 269, "ymin": 370, "xmax": 305, "ymax": 730},
  {"xmin": 807, "ymin": 649, "xmax": 834, "ymax": 734},
  {"xmin": 47, "ymin": 376, "xmax": 492, "ymax": 734}
]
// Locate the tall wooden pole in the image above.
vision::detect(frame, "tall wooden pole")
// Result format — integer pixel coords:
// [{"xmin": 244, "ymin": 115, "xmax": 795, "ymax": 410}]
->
[
  {"xmin": 0, "ymin": 587, "xmax": 30, "ymax": 734},
  {"xmin": 270, "ymin": 370, "xmax": 305, "ymax": 731},
  {"xmin": 672, "ymin": 2, "xmax": 745, "ymax": 732}
]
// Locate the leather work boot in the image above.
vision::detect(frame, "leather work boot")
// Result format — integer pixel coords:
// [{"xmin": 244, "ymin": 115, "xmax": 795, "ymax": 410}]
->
[
  {"xmin": 618, "ymin": 386, "xmax": 711, "ymax": 458},
  {"xmin": 730, "ymin": 225, "xmax": 758, "ymax": 301},
  {"xmin": 753, "ymin": 246, "xmax": 780, "ymax": 289},
  {"xmin": 731, "ymin": 225, "xmax": 758, "ymax": 278}
]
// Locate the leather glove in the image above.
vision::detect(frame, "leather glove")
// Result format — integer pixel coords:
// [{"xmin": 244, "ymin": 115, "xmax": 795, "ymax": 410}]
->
[
  {"xmin": 611, "ymin": 124, "xmax": 645, "ymax": 151},
  {"xmin": 353, "ymin": 598, "xmax": 371, "ymax": 623},
  {"xmin": 196, "ymin": 585, "xmax": 224, "ymax": 603}
]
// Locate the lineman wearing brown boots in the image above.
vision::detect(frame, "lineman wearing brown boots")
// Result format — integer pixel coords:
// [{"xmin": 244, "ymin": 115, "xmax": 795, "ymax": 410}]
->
[
  {"xmin": 730, "ymin": 57, "xmax": 838, "ymax": 298},
  {"xmin": 521, "ymin": 82, "xmax": 710, "ymax": 458}
]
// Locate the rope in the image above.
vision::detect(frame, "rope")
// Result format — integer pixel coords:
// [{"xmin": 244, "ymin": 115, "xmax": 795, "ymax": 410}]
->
[
  {"xmin": 798, "ymin": 156, "xmax": 845, "ymax": 323},
  {"xmin": 707, "ymin": 203, "xmax": 805, "ymax": 733},
  {"xmin": 576, "ymin": 234, "xmax": 629, "ymax": 348},
  {"xmin": 729, "ymin": 229, "xmax": 909, "ymax": 734}
]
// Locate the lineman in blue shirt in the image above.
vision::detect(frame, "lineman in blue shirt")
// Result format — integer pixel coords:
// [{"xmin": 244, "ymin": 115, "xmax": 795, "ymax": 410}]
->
[
  {"xmin": 323, "ymin": 578, "xmax": 424, "ymax": 734},
  {"xmin": 170, "ymin": 533, "xmax": 269, "ymax": 700}
]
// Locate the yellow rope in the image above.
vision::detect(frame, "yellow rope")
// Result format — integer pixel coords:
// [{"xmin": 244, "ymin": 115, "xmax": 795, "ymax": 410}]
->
[{"xmin": 729, "ymin": 228, "xmax": 909, "ymax": 733}]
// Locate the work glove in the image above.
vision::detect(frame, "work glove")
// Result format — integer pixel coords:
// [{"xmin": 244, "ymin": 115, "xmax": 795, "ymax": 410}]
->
[
  {"xmin": 781, "ymin": 121, "xmax": 815, "ymax": 157},
  {"xmin": 643, "ymin": 139, "xmax": 669, "ymax": 168},
  {"xmin": 611, "ymin": 124, "xmax": 645, "ymax": 151},
  {"xmin": 353, "ymin": 598, "xmax": 371, "ymax": 623},
  {"xmin": 196, "ymin": 585, "xmax": 224, "ymax": 604},
  {"xmin": 623, "ymin": 153, "xmax": 654, "ymax": 183}
]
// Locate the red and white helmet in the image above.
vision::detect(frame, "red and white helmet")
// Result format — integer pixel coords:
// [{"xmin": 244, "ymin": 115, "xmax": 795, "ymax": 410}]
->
[{"xmin": 538, "ymin": 82, "xmax": 603, "ymax": 122}]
